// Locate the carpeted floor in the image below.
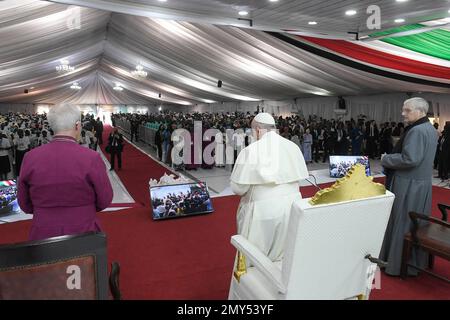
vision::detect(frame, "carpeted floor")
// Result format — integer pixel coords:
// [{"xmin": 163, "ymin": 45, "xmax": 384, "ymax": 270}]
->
[
  {"xmin": 0, "ymin": 126, "xmax": 448, "ymax": 300},
  {"xmin": 99, "ymin": 126, "xmax": 176, "ymax": 206}
]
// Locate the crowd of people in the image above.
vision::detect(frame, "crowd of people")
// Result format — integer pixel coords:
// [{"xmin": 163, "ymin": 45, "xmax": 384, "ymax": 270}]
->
[
  {"xmin": 0, "ymin": 110, "xmax": 447, "ymax": 181},
  {"xmin": 112, "ymin": 111, "xmax": 450, "ymax": 181},
  {"xmin": 0, "ymin": 112, "xmax": 105, "ymax": 178}
]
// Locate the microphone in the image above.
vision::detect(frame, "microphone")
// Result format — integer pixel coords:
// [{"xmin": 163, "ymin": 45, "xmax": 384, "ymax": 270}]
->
[{"xmin": 304, "ymin": 174, "xmax": 322, "ymax": 191}]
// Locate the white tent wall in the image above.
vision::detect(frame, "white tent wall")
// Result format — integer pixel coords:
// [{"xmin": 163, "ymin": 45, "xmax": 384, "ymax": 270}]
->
[
  {"xmin": 0, "ymin": 103, "xmax": 49, "ymax": 114},
  {"xmin": 420, "ymin": 92, "xmax": 450, "ymax": 129},
  {"xmin": 190, "ymin": 100, "xmax": 297, "ymax": 117},
  {"xmin": 0, "ymin": 104, "xmax": 161, "ymax": 114},
  {"xmin": 191, "ymin": 92, "xmax": 450, "ymax": 127}
]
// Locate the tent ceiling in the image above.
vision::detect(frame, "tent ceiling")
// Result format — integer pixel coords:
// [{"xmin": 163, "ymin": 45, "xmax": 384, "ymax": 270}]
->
[
  {"xmin": 0, "ymin": 0, "xmax": 449, "ymax": 106},
  {"xmin": 49, "ymin": 0, "xmax": 450, "ymax": 38}
]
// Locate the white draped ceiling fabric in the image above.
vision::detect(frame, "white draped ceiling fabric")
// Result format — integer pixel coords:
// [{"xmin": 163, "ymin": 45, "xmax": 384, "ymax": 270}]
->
[
  {"xmin": 48, "ymin": 0, "xmax": 450, "ymax": 38},
  {"xmin": 0, "ymin": 0, "xmax": 449, "ymax": 106}
]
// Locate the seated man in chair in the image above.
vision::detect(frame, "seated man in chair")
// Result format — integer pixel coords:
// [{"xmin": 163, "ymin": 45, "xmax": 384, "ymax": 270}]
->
[
  {"xmin": 230, "ymin": 113, "xmax": 308, "ymax": 262},
  {"xmin": 229, "ymin": 164, "xmax": 395, "ymax": 300}
]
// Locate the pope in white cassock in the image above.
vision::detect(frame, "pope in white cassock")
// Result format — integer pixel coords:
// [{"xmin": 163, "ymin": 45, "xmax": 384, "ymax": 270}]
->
[{"xmin": 230, "ymin": 113, "xmax": 309, "ymax": 262}]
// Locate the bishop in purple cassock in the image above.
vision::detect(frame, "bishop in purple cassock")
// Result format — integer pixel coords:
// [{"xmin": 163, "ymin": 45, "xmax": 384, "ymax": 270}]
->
[{"xmin": 18, "ymin": 135, "xmax": 113, "ymax": 241}]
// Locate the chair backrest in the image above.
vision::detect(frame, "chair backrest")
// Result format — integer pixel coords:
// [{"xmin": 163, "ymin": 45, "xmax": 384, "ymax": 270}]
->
[
  {"xmin": 0, "ymin": 232, "xmax": 108, "ymax": 300},
  {"xmin": 281, "ymin": 191, "xmax": 395, "ymax": 299}
]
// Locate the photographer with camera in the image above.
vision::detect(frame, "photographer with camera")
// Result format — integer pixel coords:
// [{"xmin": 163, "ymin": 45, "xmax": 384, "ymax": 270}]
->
[{"xmin": 107, "ymin": 127, "xmax": 124, "ymax": 171}]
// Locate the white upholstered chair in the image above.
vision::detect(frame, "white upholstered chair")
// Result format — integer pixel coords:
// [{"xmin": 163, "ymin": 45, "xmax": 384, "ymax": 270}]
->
[{"xmin": 228, "ymin": 191, "xmax": 395, "ymax": 300}]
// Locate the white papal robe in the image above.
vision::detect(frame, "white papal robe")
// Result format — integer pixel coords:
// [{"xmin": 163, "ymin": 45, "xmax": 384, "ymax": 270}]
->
[{"xmin": 230, "ymin": 131, "xmax": 308, "ymax": 262}]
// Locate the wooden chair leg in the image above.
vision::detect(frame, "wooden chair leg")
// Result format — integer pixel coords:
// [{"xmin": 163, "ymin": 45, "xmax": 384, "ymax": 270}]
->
[
  {"xmin": 428, "ymin": 254, "xmax": 435, "ymax": 270},
  {"xmin": 400, "ymin": 239, "xmax": 412, "ymax": 279},
  {"xmin": 109, "ymin": 262, "xmax": 122, "ymax": 300}
]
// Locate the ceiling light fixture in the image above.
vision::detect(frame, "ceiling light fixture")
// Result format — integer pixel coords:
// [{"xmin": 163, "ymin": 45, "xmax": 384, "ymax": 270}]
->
[
  {"xmin": 311, "ymin": 89, "xmax": 331, "ymax": 96},
  {"xmin": 56, "ymin": 59, "xmax": 75, "ymax": 73},
  {"xmin": 394, "ymin": 18, "xmax": 405, "ymax": 23},
  {"xmin": 396, "ymin": 0, "xmax": 408, "ymax": 2},
  {"xmin": 308, "ymin": 21, "xmax": 317, "ymax": 25},
  {"xmin": 238, "ymin": 11, "xmax": 248, "ymax": 16},
  {"xmin": 113, "ymin": 83, "xmax": 123, "ymax": 91},
  {"xmin": 345, "ymin": 10, "xmax": 357, "ymax": 16},
  {"xmin": 70, "ymin": 82, "xmax": 81, "ymax": 90},
  {"xmin": 131, "ymin": 64, "xmax": 148, "ymax": 78}
]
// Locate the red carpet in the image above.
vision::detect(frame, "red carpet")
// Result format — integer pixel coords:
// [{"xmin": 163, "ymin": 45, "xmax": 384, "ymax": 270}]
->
[
  {"xmin": 0, "ymin": 126, "xmax": 448, "ymax": 299},
  {"xmin": 0, "ymin": 186, "xmax": 448, "ymax": 299},
  {"xmin": 0, "ymin": 197, "xmax": 240, "ymax": 299},
  {"xmin": 99, "ymin": 125, "xmax": 176, "ymax": 206}
]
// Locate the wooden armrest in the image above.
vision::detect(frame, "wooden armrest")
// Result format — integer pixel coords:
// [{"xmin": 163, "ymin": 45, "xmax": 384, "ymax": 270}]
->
[
  {"xmin": 231, "ymin": 235, "xmax": 286, "ymax": 294},
  {"xmin": 409, "ymin": 212, "xmax": 450, "ymax": 228},
  {"xmin": 437, "ymin": 203, "xmax": 449, "ymax": 222},
  {"xmin": 409, "ymin": 211, "xmax": 450, "ymax": 244}
]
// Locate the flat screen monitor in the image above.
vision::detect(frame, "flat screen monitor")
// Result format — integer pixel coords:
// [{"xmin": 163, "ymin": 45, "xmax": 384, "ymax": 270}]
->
[
  {"xmin": 0, "ymin": 180, "xmax": 20, "ymax": 216},
  {"xmin": 329, "ymin": 156, "xmax": 371, "ymax": 178},
  {"xmin": 150, "ymin": 182, "xmax": 214, "ymax": 220}
]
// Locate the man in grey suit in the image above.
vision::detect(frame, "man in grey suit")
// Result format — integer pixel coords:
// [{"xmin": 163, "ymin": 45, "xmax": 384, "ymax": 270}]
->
[{"xmin": 380, "ymin": 97, "xmax": 437, "ymax": 276}]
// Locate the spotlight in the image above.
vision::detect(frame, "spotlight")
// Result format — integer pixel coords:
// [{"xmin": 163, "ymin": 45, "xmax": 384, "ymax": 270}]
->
[
  {"xmin": 158, "ymin": 93, "xmax": 162, "ymax": 98},
  {"xmin": 217, "ymin": 80, "xmax": 223, "ymax": 88}
]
